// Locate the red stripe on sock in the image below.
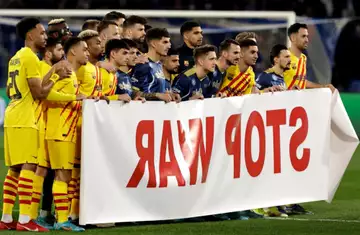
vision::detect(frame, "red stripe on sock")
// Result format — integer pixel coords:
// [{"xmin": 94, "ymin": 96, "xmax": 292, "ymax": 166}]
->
[
  {"xmin": 3, "ymin": 189, "xmax": 17, "ymax": 197},
  {"xmin": 19, "ymin": 177, "xmax": 33, "ymax": 183},
  {"xmin": 3, "ymin": 198, "xmax": 15, "ymax": 204},
  {"xmin": 19, "ymin": 200, "xmax": 31, "ymax": 205},
  {"xmin": 18, "ymin": 191, "xmax": 32, "ymax": 196},
  {"xmin": 33, "ymin": 192, "xmax": 42, "ymax": 196},
  {"xmin": 4, "ymin": 182, "xmax": 17, "ymax": 190},
  {"xmin": 53, "ymin": 193, "xmax": 67, "ymax": 196},
  {"xmin": 32, "ymin": 198, "xmax": 41, "ymax": 203},
  {"xmin": 18, "ymin": 184, "xmax": 32, "ymax": 189},
  {"xmin": 54, "ymin": 199, "xmax": 69, "ymax": 204},
  {"xmin": 55, "ymin": 206, "xmax": 69, "ymax": 211},
  {"xmin": 6, "ymin": 176, "xmax": 18, "ymax": 184}
]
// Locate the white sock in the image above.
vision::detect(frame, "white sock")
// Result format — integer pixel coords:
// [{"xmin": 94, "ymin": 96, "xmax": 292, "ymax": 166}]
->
[
  {"xmin": 1, "ymin": 214, "xmax": 13, "ymax": 223},
  {"xmin": 18, "ymin": 215, "xmax": 31, "ymax": 224},
  {"xmin": 39, "ymin": 210, "xmax": 51, "ymax": 218}
]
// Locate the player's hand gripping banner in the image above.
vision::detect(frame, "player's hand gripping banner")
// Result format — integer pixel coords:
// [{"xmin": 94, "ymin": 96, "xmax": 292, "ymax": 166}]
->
[{"xmin": 79, "ymin": 89, "xmax": 358, "ymax": 225}]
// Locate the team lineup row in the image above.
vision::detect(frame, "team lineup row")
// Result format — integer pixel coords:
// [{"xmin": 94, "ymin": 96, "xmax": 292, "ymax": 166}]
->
[{"xmin": 0, "ymin": 11, "xmax": 336, "ymax": 232}]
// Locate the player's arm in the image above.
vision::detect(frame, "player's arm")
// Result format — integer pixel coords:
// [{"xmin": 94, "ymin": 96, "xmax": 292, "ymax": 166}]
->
[
  {"xmin": 28, "ymin": 60, "xmax": 72, "ymax": 99},
  {"xmin": 306, "ymin": 80, "xmax": 336, "ymax": 92}
]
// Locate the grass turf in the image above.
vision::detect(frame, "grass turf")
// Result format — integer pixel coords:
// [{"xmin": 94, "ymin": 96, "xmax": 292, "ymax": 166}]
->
[{"xmin": 0, "ymin": 132, "xmax": 359, "ymax": 235}]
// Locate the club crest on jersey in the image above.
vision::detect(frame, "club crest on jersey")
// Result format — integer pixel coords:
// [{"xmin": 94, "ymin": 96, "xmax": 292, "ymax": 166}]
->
[
  {"xmin": 191, "ymin": 79, "xmax": 196, "ymax": 86},
  {"xmin": 184, "ymin": 60, "xmax": 189, "ymax": 67},
  {"xmin": 92, "ymin": 73, "xmax": 96, "ymax": 79},
  {"xmin": 292, "ymin": 63, "xmax": 297, "ymax": 70},
  {"xmin": 227, "ymin": 73, "xmax": 234, "ymax": 81}
]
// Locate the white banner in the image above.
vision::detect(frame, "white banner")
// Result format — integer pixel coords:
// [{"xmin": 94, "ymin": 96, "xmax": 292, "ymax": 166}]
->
[{"xmin": 79, "ymin": 89, "xmax": 358, "ymax": 225}]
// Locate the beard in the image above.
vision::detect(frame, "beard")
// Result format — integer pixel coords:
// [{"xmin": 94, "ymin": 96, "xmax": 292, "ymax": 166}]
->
[
  {"xmin": 168, "ymin": 68, "xmax": 179, "ymax": 75},
  {"xmin": 50, "ymin": 56, "xmax": 63, "ymax": 65}
]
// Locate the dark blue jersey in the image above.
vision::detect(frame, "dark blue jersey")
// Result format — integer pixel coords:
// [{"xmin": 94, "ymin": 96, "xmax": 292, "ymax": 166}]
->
[
  {"xmin": 172, "ymin": 68, "xmax": 212, "ymax": 101},
  {"xmin": 207, "ymin": 65, "xmax": 226, "ymax": 96},
  {"xmin": 131, "ymin": 59, "xmax": 166, "ymax": 93},
  {"xmin": 116, "ymin": 70, "xmax": 133, "ymax": 97},
  {"xmin": 256, "ymin": 68, "xmax": 286, "ymax": 90},
  {"xmin": 165, "ymin": 79, "xmax": 171, "ymax": 92}
]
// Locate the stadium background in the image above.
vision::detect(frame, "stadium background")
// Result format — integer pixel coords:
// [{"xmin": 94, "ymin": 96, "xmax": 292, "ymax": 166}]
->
[{"xmin": 0, "ymin": 0, "xmax": 360, "ymax": 234}]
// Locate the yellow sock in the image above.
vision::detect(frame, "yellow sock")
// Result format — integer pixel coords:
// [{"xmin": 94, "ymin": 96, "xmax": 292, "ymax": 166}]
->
[
  {"xmin": 53, "ymin": 180, "xmax": 69, "ymax": 223},
  {"xmin": 30, "ymin": 175, "xmax": 44, "ymax": 220},
  {"xmin": 67, "ymin": 178, "xmax": 76, "ymax": 213},
  {"xmin": 70, "ymin": 178, "xmax": 80, "ymax": 220},
  {"xmin": 18, "ymin": 169, "xmax": 34, "ymax": 221},
  {"xmin": 2, "ymin": 169, "xmax": 19, "ymax": 216}
]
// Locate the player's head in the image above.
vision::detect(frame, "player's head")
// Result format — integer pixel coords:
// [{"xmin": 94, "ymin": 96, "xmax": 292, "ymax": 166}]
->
[
  {"xmin": 78, "ymin": 30, "xmax": 102, "ymax": 59},
  {"xmin": 270, "ymin": 44, "xmax": 291, "ymax": 70},
  {"xmin": 64, "ymin": 37, "xmax": 89, "ymax": 66},
  {"xmin": 219, "ymin": 39, "xmax": 240, "ymax": 66},
  {"xmin": 98, "ymin": 20, "xmax": 121, "ymax": 52},
  {"xmin": 235, "ymin": 31, "xmax": 257, "ymax": 43},
  {"xmin": 163, "ymin": 48, "xmax": 180, "ymax": 75},
  {"xmin": 288, "ymin": 23, "xmax": 309, "ymax": 50},
  {"xmin": 123, "ymin": 15, "xmax": 147, "ymax": 43},
  {"xmin": 180, "ymin": 21, "xmax": 203, "ymax": 48},
  {"xmin": 105, "ymin": 39, "xmax": 130, "ymax": 67},
  {"xmin": 121, "ymin": 38, "xmax": 138, "ymax": 67},
  {"xmin": 16, "ymin": 17, "xmax": 47, "ymax": 50},
  {"xmin": 239, "ymin": 39, "xmax": 258, "ymax": 66},
  {"xmin": 47, "ymin": 18, "xmax": 72, "ymax": 43},
  {"xmin": 194, "ymin": 44, "xmax": 217, "ymax": 73},
  {"xmin": 82, "ymin": 19, "xmax": 100, "ymax": 31},
  {"xmin": 44, "ymin": 37, "xmax": 64, "ymax": 65},
  {"xmin": 146, "ymin": 28, "xmax": 171, "ymax": 57},
  {"xmin": 103, "ymin": 11, "xmax": 126, "ymax": 35}
]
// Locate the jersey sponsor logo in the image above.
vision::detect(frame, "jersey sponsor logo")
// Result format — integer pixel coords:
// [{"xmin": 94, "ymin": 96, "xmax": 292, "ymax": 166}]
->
[
  {"xmin": 118, "ymin": 82, "xmax": 132, "ymax": 91},
  {"xmin": 9, "ymin": 58, "xmax": 20, "ymax": 66}
]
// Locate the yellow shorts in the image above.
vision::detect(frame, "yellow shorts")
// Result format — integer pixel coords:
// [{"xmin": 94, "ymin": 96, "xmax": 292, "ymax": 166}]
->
[
  {"xmin": 4, "ymin": 127, "xmax": 38, "ymax": 167},
  {"xmin": 75, "ymin": 117, "xmax": 82, "ymax": 166},
  {"xmin": 47, "ymin": 140, "xmax": 75, "ymax": 170},
  {"xmin": 37, "ymin": 131, "xmax": 50, "ymax": 168}
]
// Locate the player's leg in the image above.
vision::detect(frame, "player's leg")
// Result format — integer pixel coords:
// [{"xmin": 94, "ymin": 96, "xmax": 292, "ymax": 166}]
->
[
  {"xmin": 0, "ymin": 128, "xmax": 20, "ymax": 230},
  {"xmin": 69, "ymin": 127, "xmax": 81, "ymax": 222},
  {"xmin": 30, "ymin": 130, "xmax": 50, "ymax": 221},
  {"xmin": 48, "ymin": 140, "xmax": 84, "ymax": 231},
  {"xmin": 38, "ymin": 170, "xmax": 55, "ymax": 225}
]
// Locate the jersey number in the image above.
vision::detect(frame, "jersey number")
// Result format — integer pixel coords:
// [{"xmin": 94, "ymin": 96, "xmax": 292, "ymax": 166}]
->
[{"xmin": 9, "ymin": 70, "xmax": 22, "ymax": 99}]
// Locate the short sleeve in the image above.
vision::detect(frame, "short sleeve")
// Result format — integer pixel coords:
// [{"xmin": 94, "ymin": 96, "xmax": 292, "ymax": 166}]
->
[
  {"xmin": 23, "ymin": 54, "xmax": 41, "ymax": 79},
  {"xmin": 172, "ymin": 74, "xmax": 191, "ymax": 101},
  {"xmin": 131, "ymin": 63, "xmax": 151, "ymax": 92}
]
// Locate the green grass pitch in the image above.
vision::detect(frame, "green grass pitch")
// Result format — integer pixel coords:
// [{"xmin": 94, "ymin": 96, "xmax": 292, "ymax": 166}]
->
[{"xmin": 0, "ymin": 131, "xmax": 359, "ymax": 235}]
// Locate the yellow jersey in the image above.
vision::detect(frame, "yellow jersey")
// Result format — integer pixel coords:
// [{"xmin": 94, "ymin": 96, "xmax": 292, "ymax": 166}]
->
[
  {"xmin": 5, "ymin": 47, "xmax": 41, "ymax": 129},
  {"xmin": 101, "ymin": 68, "xmax": 117, "ymax": 97},
  {"xmin": 283, "ymin": 52, "xmax": 307, "ymax": 90},
  {"xmin": 46, "ymin": 72, "xmax": 80, "ymax": 143},
  {"xmin": 219, "ymin": 65, "xmax": 255, "ymax": 96},
  {"xmin": 76, "ymin": 62, "xmax": 102, "ymax": 97}
]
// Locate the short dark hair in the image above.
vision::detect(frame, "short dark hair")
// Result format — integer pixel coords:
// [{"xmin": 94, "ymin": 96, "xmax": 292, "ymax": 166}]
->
[
  {"xmin": 239, "ymin": 39, "xmax": 258, "ymax": 49},
  {"xmin": 145, "ymin": 28, "xmax": 170, "ymax": 44},
  {"xmin": 103, "ymin": 11, "xmax": 126, "ymax": 22},
  {"xmin": 270, "ymin": 44, "xmax": 288, "ymax": 65},
  {"xmin": 167, "ymin": 47, "xmax": 179, "ymax": 56},
  {"xmin": 287, "ymin": 23, "xmax": 308, "ymax": 37},
  {"xmin": 82, "ymin": 19, "xmax": 100, "ymax": 31},
  {"xmin": 194, "ymin": 44, "xmax": 217, "ymax": 61},
  {"xmin": 16, "ymin": 17, "xmax": 41, "ymax": 40},
  {"xmin": 123, "ymin": 15, "xmax": 147, "ymax": 29},
  {"xmin": 121, "ymin": 38, "xmax": 138, "ymax": 49},
  {"xmin": 97, "ymin": 20, "xmax": 118, "ymax": 33},
  {"xmin": 105, "ymin": 39, "xmax": 130, "ymax": 59},
  {"xmin": 63, "ymin": 37, "xmax": 82, "ymax": 55},
  {"xmin": 219, "ymin": 39, "xmax": 239, "ymax": 54},
  {"xmin": 180, "ymin": 21, "xmax": 201, "ymax": 35},
  {"xmin": 46, "ymin": 37, "xmax": 62, "ymax": 49}
]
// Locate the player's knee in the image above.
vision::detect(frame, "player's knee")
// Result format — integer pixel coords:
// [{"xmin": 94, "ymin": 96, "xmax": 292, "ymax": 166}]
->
[
  {"xmin": 35, "ymin": 166, "xmax": 48, "ymax": 177},
  {"xmin": 55, "ymin": 169, "xmax": 72, "ymax": 183},
  {"xmin": 22, "ymin": 163, "xmax": 37, "ymax": 172},
  {"xmin": 9, "ymin": 165, "xmax": 21, "ymax": 174}
]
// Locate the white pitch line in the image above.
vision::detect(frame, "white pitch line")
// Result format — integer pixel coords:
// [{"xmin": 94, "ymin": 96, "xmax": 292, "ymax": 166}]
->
[{"xmin": 265, "ymin": 217, "xmax": 360, "ymax": 223}]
